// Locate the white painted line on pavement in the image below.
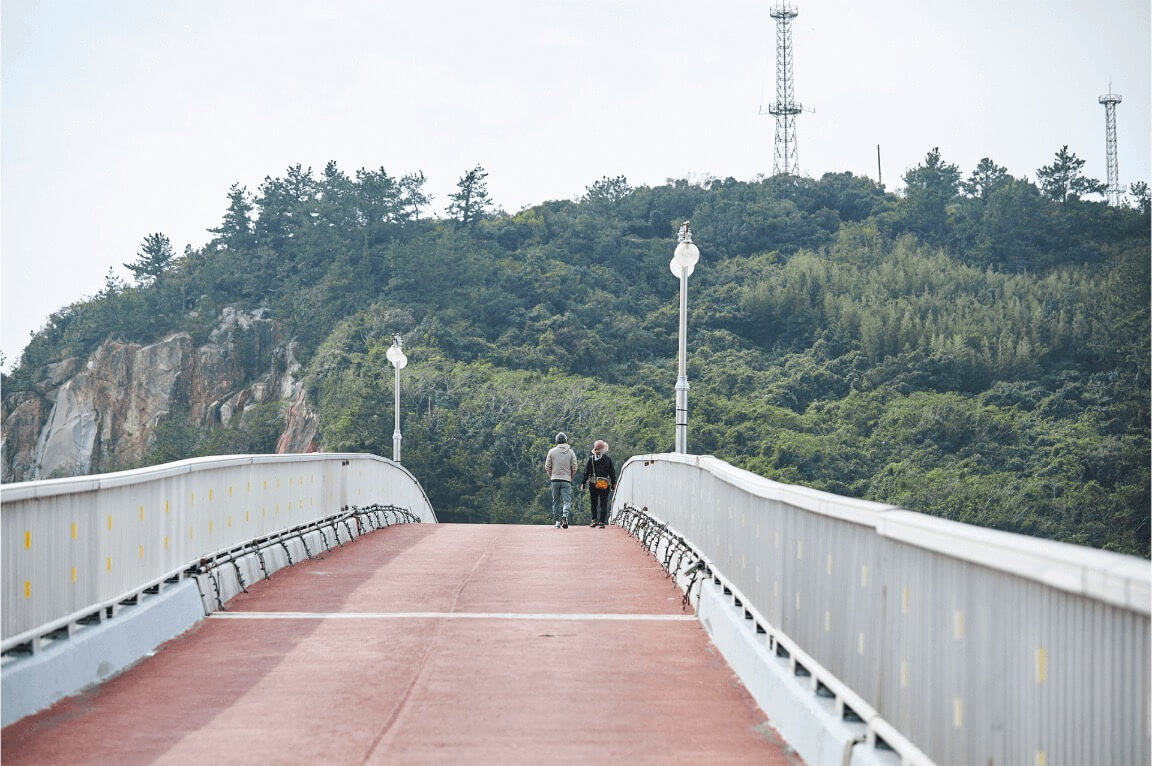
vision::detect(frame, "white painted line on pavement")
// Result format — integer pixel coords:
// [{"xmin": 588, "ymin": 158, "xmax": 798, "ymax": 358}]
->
[{"xmin": 210, "ymin": 611, "xmax": 697, "ymax": 621}]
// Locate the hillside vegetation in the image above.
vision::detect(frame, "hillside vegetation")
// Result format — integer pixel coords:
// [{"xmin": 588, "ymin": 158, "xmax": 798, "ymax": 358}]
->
[{"xmin": 6, "ymin": 150, "xmax": 1149, "ymax": 555}]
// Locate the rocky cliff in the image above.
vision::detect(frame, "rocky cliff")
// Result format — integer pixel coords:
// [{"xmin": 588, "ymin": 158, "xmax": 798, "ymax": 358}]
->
[{"xmin": 1, "ymin": 308, "xmax": 319, "ymax": 482}]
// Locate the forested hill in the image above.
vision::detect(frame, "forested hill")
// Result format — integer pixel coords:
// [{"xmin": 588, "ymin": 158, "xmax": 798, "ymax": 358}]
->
[{"xmin": 5, "ymin": 149, "xmax": 1150, "ymax": 556}]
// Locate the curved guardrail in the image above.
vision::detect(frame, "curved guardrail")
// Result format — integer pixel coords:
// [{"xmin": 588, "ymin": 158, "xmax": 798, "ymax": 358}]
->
[
  {"xmin": 612, "ymin": 453, "xmax": 1150, "ymax": 766},
  {"xmin": 1, "ymin": 453, "xmax": 436, "ymax": 653}
]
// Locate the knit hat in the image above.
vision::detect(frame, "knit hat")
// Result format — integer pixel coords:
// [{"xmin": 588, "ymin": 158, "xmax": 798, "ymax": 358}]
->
[{"xmin": 555, "ymin": 432, "xmax": 567, "ymax": 444}]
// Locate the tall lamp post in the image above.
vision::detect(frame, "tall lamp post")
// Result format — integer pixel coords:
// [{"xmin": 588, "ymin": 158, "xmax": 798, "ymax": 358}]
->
[
  {"xmin": 386, "ymin": 334, "xmax": 407, "ymax": 462},
  {"xmin": 670, "ymin": 221, "xmax": 700, "ymax": 454}
]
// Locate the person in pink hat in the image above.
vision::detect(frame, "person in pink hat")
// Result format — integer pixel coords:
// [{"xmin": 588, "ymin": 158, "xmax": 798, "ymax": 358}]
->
[{"xmin": 579, "ymin": 439, "xmax": 616, "ymax": 528}]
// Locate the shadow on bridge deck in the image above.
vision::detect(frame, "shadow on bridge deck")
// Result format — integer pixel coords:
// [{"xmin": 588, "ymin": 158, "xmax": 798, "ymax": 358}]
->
[{"xmin": 2, "ymin": 523, "xmax": 801, "ymax": 765}]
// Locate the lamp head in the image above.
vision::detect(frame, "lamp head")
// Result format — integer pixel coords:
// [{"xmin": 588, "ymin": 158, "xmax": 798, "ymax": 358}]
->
[{"xmin": 386, "ymin": 338, "xmax": 408, "ymax": 369}]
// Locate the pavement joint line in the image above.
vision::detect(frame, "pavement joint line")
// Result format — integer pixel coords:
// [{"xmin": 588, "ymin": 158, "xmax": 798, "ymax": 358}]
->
[{"xmin": 209, "ymin": 611, "xmax": 698, "ymax": 621}]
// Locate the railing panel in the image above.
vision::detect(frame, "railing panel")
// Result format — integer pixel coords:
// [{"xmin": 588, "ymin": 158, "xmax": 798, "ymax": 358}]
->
[
  {"xmin": 613, "ymin": 453, "xmax": 1150, "ymax": 766},
  {"xmin": 2, "ymin": 453, "xmax": 435, "ymax": 645}
]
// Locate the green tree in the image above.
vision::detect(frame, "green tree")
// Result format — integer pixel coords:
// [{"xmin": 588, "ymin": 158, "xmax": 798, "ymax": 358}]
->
[
  {"xmin": 1128, "ymin": 181, "xmax": 1150, "ymax": 216},
  {"xmin": 446, "ymin": 164, "xmax": 494, "ymax": 226},
  {"xmin": 208, "ymin": 184, "xmax": 255, "ymax": 251},
  {"xmin": 961, "ymin": 158, "xmax": 1010, "ymax": 201},
  {"xmin": 1037, "ymin": 145, "xmax": 1106, "ymax": 204},
  {"xmin": 582, "ymin": 175, "xmax": 633, "ymax": 213},
  {"xmin": 124, "ymin": 233, "xmax": 176, "ymax": 286},
  {"xmin": 900, "ymin": 147, "xmax": 961, "ymax": 244}
]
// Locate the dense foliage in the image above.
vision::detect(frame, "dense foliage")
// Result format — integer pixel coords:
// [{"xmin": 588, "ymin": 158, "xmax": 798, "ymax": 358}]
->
[{"xmin": 6, "ymin": 150, "xmax": 1149, "ymax": 555}]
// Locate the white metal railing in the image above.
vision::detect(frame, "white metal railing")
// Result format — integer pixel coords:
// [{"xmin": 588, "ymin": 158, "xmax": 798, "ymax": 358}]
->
[
  {"xmin": 2, "ymin": 453, "xmax": 436, "ymax": 651},
  {"xmin": 612, "ymin": 453, "xmax": 1151, "ymax": 766}
]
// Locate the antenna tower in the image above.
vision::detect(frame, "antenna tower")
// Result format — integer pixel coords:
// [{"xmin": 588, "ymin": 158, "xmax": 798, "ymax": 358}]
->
[
  {"xmin": 1098, "ymin": 88, "xmax": 1123, "ymax": 206},
  {"xmin": 766, "ymin": 3, "xmax": 802, "ymax": 175}
]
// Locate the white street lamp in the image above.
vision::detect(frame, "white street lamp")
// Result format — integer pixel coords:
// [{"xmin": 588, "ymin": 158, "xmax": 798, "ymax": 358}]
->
[
  {"xmin": 386, "ymin": 334, "xmax": 408, "ymax": 462},
  {"xmin": 670, "ymin": 221, "xmax": 699, "ymax": 454}
]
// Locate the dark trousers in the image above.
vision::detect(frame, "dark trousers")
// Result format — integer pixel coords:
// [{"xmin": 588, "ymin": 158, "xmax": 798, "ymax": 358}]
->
[{"xmin": 589, "ymin": 487, "xmax": 611, "ymax": 523}]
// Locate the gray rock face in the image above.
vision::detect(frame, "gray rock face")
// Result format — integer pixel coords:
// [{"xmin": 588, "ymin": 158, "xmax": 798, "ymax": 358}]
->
[{"xmin": 1, "ymin": 309, "xmax": 320, "ymax": 482}]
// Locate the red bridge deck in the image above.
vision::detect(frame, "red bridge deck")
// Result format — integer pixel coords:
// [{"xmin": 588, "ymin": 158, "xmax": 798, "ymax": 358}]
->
[{"xmin": 3, "ymin": 523, "xmax": 800, "ymax": 765}]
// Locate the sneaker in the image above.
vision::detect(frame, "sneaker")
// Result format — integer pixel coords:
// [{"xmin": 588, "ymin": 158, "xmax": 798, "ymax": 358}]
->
[
  {"xmin": 598, "ymin": 522, "xmax": 606, "ymax": 528},
  {"xmin": 554, "ymin": 520, "xmax": 561, "ymax": 528},
  {"xmin": 589, "ymin": 520, "xmax": 598, "ymax": 527},
  {"xmin": 561, "ymin": 516, "xmax": 569, "ymax": 529}
]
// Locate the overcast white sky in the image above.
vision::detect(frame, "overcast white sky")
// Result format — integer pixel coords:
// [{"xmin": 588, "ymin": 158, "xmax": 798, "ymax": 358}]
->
[{"xmin": 3, "ymin": 0, "xmax": 1149, "ymax": 369}]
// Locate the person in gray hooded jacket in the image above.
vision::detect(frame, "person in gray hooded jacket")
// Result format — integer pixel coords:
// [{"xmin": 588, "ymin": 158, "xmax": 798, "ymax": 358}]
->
[{"xmin": 544, "ymin": 432, "xmax": 578, "ymax": 528}]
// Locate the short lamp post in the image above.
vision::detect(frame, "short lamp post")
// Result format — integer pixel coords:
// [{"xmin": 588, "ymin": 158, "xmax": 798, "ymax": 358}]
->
[
  {"xmin": 670, "ymin": 221, "xmax": 700, "ymax": 454},
  {"xmin": 386, "ymin": 334, "xmax": 408, "ymax": 462}
]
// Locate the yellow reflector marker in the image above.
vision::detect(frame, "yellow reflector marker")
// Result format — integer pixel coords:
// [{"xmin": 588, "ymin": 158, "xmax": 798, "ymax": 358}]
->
[
  {"xmin": 953, "ymin": 698, "xmax": 963, "ymax": 728},
  {"xmin": 164, "ymin": 535, "xmax": 169, "ymax": 550},
  {"xmin": 209, "ymin": 488, "xmax": 214, "ymax": 501},
  {"xmin": 25, "ymin": 531, "xmax": 31, "ymax": 549},
  {"xmin": 900, "ymin": 661, "xmax": 909, "ymax": 688},
  {"xmin": 140, "ymin": 505, "xmax": 144, "ymax": 520},
  {"xmin": 72, "ymin": 567, "xmax": 77, "ymax": 583},
  {"xmin": 72, "ymin": 522, "xmax": 77, "ymax": 539},
  {"xmin": 165, "ymin": 500, "xmax": 170, "ymax": 513},
  {"xmin": 107, "ymin": 515, "xmax": 113, "ymax": 530},
  {"xmin": 1036, "ymin": 647, "xmax": 1048, "ymax": 684},
  {"xmin": 25, "ymin": 581, "xmax": 31, "ymax": 598},
  {"xmin": 954, "ymin": 610, "xmax": 964, "ymax": 641},
  {"xmin": 139, "ymin": 545, "xmax": 144, "ymax": 559},
  {"xmin": 107, "ymin": 557, "xmax": 112, "ymax": 572},
  {"xmin": 209, "ymin": 520, "xmax": 213, "ymax": 533},
  {"xmin": 902, "ymin": 587, "xmax": 910, "ymax": 614}
]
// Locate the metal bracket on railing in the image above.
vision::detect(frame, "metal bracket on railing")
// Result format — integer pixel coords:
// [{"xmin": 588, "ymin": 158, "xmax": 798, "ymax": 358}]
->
[
  {"xmin": 225, "ymin": 552, "xmax": 248, "ymax": 594},
  {"xmin": 616, "ymin": 504, "xmax": 710, "ymax": 612},
  {"xmin": 193, "ymin": 558, "xmax": 226, "ymax": 612},
  {"xmin": 275, "ymin": 532, "xmax": 295, "ymax": 566}
]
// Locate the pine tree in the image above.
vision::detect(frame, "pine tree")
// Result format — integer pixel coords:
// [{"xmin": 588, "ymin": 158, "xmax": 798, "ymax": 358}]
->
[
  {"xmin": 124, "ymin": 233, "xmax": 175, "ymax": 286},
  {"xmin": 446, "ymin": 165, "xmax": 493, "ymax": 226}
]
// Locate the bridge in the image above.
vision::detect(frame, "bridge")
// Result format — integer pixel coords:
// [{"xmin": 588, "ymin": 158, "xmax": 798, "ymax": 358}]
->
[{"xmin": 2, "ymin": 453, "xmax": 1149, "ymax": 765}]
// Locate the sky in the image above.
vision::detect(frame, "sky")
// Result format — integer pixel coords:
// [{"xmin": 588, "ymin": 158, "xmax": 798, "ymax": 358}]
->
[{"xmin": 2, "ymin": 0, "xmax": 1149, "ymax": 370}]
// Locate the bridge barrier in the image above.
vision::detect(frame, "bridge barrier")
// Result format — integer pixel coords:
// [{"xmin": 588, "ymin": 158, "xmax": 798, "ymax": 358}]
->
[
  {"xmin": 2, "ymin": 453, "xmax": 436, "ymax": 653},
  {"xmin": 613, "ymin": 453, "xmax": 1150, "ymax": 766}
]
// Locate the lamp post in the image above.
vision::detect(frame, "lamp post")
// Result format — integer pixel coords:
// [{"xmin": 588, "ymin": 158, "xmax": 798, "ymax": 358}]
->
[
  {"xmin": 670, "ymin": 221, "xmax": 699, "ymax": 454},
  {"xmin": 386, "ymin": 334, "xmax": 407, "ymax": 462}
]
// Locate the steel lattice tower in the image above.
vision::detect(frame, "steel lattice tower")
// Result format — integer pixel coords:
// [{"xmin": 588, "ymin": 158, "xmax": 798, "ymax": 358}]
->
[
  {"xmin": 767, "ymin": 3, "xmax": 802, "ymax": 176},
  {"xmin": 1098, "ymin": 88, "xmax": 1123, "ymax": 206}
]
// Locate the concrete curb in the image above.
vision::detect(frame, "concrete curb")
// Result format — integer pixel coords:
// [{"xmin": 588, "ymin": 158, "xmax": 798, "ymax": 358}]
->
[{"xmin": 2, "ymin": 578, "xmax": 204, "ymax": 727}]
